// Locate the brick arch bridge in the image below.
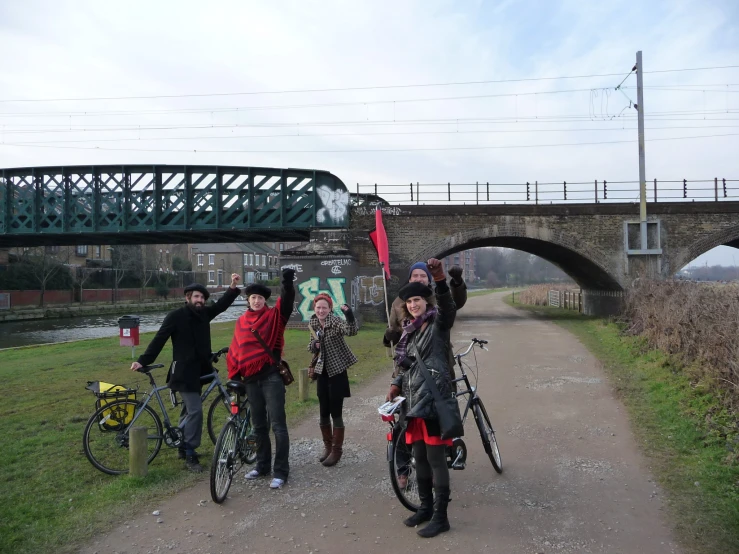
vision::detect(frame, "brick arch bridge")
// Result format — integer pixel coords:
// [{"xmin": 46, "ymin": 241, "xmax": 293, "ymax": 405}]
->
[{"xmin": 338, "ymin": 202, "xmax": 739, "ymax": 316}]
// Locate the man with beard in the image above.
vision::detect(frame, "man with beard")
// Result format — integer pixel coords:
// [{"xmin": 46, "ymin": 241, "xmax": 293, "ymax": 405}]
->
[{"xmin": 131, "ymin": 274, "xmax": 241, "ymax": 472}]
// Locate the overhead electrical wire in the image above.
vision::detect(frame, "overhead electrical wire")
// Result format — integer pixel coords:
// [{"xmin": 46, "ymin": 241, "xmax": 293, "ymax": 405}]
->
[
  {"xmin": 2, "ymin": 132, "xmax": 737, "ymax": 154},
  {"xmin": 0, "ymin": 64, "xmax": 736, "ymax": 103}
]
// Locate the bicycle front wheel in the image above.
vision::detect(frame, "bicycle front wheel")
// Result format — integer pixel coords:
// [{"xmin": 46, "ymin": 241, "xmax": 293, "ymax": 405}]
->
[
  {"xmin": 83, "ymin": 400, "xmax": 163, "ymax": 475},
  {"xmin": 389, "ymin": 427, "xmax": 420, "ymax": 512},
  {"xmin": 473, "ymin": 398, "xmax": 502, "ymax": 474},
  {"xmin": 206, "ymin": 392, "xmax": 232, "ymax": 444},
  {"xmin": 211, "ymin": 420, "xmax": 239, "ymax": 503}
]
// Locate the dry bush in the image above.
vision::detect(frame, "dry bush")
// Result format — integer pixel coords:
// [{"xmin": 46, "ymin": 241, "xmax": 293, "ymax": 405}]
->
[
  {"xmin": 517, "ymin": 283, "xmax": 576, "ymax": 306},
  {"xmin": 623, "ymin": 279, "xmax": 739, "ymax": 411}
]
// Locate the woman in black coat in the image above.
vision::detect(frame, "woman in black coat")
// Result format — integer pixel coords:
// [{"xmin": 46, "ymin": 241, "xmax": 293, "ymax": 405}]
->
[{"xmin": 386, "ymin": 258, "xmax": 457, "ymax": 538}]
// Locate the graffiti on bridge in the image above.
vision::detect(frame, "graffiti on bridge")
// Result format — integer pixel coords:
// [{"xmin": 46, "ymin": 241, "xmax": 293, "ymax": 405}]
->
[
  {"xmin": 295, "ymin": 277, "xmax": 347, "ymax": 322},
  {"xmin": 351, "ymin": 275, "xmax": 386, "ymax": 308}
]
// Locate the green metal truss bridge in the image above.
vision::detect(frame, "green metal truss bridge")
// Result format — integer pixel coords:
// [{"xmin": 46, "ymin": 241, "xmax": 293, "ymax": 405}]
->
[{"xmin": 0, "ymin": 165, "xmax": 351, "ymax": 247}]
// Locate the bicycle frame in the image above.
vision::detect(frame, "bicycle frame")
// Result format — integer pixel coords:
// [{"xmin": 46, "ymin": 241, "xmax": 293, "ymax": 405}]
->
[{"xmin": 452, "ymin": 341, "xmax": 485, "ymax": 425}]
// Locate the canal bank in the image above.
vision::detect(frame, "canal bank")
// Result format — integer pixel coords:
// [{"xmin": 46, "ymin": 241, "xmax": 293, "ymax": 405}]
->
[{"xmin": 0, "ymin": 299, "xmax": 185, "ymax": 323}]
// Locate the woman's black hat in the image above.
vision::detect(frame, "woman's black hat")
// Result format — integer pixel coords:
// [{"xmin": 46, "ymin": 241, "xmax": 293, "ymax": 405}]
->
[
  {"xmin": 184, "ymin": 283, "xmax": 210, "ymax": 300},
  {"xmin": 398, "ymin": 281, "xmax": 433, "ymax": 301},
  {"xmin": 244, "ymin": 283, "xmax": 272, "ymax": 300}
]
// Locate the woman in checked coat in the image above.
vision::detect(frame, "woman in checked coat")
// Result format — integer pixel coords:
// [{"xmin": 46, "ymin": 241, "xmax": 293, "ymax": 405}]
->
[{"xmin": 307, "ymin": 293, "xmax": 359, "ymax": 466}]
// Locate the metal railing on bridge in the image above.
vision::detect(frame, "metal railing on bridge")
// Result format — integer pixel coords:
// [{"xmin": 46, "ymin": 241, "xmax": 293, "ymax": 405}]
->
[
  {"xmin": 352, "ymin": 178, "xmax": 739, "ymax": 206},
  {"xmin": 0, "ymin": 165, "xmax": 350, "ymax": 246}
]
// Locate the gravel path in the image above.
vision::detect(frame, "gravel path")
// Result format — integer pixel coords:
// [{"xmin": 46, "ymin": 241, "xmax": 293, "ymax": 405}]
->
[{"xmin": 79, "ymin": 292, "xmax": 680, "ymax": 554}]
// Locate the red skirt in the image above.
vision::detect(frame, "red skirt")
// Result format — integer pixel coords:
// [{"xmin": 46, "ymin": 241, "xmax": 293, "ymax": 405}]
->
[{"xmin": 405, "ymin": 418, "xmax": 453, "ymax": 446}]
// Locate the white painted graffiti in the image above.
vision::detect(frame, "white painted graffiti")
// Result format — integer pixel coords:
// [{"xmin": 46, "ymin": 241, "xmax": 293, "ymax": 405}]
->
[
  {"xmin": 353, "ymin": 204, "xmax": 404, "ymax": 217},
  {"xmin": 321, "ymin": 259, "xmax": 352, "ymax": 266},
  {"xmin": 331, "ymin": 266, "xmax": 342, "ymax": 275},
  {"xmin": 351, "ymin": 274, "xmax": 386, "ymax": 306},
  {"xmin": 316, "ymin": 186, "xmax": 349, "ymax": 224}
]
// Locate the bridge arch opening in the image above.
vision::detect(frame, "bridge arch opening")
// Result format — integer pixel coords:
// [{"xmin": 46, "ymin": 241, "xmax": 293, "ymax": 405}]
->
[
  {"xmin": 409, "ymin": 235, "xmax": 622, "ymax": 291},
  {"xmin": 672, "ymin": 224, "xmax": 739, "ymax": 277}
]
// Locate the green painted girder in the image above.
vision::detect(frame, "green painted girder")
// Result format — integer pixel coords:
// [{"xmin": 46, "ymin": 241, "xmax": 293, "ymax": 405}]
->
[{"xmin": 0, "ymin": 165, "xmax": 350, "ymax": 246}]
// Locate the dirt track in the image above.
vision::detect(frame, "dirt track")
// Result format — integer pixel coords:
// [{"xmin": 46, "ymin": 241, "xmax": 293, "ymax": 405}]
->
[{"xmin": 80, "ymin": 292, "xmax": 680, "ymax": 554}]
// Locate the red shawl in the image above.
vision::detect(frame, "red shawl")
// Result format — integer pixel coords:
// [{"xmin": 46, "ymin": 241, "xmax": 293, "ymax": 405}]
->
[{"xmin": 227, "ymin": 298, "xmax": 285, "ymax": 379}]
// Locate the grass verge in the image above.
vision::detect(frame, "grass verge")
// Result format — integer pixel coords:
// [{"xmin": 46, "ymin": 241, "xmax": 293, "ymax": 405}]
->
[
  {"xmin": 0, "ymin": 320, "xmax": 390, "ymax": 554},
  {"xmin": 504, "ymin": 295, "xmax": 739, "ymax": 554}
]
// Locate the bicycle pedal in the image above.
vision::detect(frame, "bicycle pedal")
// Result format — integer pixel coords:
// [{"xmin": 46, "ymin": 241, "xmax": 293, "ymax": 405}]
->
[{"xmin": 452, "ymin": 462, "xmax": 466, "ymax": 470}]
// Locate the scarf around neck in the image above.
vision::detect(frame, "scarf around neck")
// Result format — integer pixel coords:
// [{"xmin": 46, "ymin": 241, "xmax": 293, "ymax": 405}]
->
[
  {"xmin": 393, "ymin": 306, "xmax": 438, "ymax": 364},
  {"xmin": 227, "ymin": 298, "xmax": 285, "ymax": 379}
]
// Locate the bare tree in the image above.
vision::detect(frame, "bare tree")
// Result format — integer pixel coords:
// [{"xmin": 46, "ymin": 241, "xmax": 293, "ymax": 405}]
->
[{"xmin": 24, "ymin": 247, "xmax": 65, "ymax": 307}]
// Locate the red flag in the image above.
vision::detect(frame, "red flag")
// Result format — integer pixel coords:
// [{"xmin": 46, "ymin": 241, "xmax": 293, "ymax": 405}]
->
[{"xmin": 368, "ymin": 208, "xmax": 390, "ymax": 279}]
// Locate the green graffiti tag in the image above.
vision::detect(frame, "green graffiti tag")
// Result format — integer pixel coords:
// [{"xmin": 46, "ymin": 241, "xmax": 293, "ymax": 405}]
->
[{"xmin": 296, "ymin": 277, "xmax": 347, "ymax": 322}]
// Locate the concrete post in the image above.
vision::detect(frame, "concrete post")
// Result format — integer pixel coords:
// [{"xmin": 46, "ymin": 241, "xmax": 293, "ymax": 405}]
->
[
  {"xmin": 298, "ymin": 368, "xmax": 309, "ymax": 402},
  {"xmin": 129, "ymin": 426, "xmax": 148, "ymax": 477}
]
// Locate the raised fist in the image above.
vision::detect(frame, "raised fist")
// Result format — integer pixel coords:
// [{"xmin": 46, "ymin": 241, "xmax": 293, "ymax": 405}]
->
[
  {"xmin": 426, "ymin": 258, "xmax": 445, "ymax": 281},
  {"xmin": 282, "ymin": 268, "xmax": 296, "ymax": 282},
  {"xmin": 448, "ymin": 265, "xmax": 463, "ymax": 283}
]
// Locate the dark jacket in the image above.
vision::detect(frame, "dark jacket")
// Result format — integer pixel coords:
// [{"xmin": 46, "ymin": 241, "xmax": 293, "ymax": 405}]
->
[
  {"xmin": 308, "ymin": 309, "xmax": 358, "ymax": 377},
  {"xmin": 391, "ymin": 279, "xmax": 456, "ymax": 432},
  {"xmin": 137, "ymin": 287, "xmax": 240, "ymax": 392},
  {"xmin": 384, "ymin": 278, "xmax": 466, "ymax": 347}
]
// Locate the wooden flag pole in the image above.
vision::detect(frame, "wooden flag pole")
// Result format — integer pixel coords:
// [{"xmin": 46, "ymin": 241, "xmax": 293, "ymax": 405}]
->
[{"xmin": 380, "ymin": 262, "xmax": 395, "ymax": 358}]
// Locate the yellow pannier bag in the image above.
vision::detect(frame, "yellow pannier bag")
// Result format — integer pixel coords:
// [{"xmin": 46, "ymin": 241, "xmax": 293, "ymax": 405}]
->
[{"xmin": 85, "ymin": 381, "xmax": 137, "ymax": 429}]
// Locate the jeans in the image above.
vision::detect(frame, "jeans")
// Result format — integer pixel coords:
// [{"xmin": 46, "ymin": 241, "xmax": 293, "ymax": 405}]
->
[
  {"xmin": 178, "ymin": 391, "xmax": 203, "ymax": 454},
  {"xmin": 245, "ymin": 371, "xmax": 289, "ymax": 480}
]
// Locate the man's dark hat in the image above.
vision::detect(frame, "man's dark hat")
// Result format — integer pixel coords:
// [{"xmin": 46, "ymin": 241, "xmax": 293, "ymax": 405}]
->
[
  {"xmin": 184, "ymin": 283, "xmax": 210, "ymax": 300},
  {"xmin": 244, "ymin": 283, "xmax": 272, "ymax": 300},
  {"xmin": 398, "ymin": 281, "xmax": 433, "ymax": 301}
]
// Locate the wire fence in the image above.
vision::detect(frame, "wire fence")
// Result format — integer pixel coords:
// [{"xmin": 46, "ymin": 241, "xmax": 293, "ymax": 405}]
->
[{"xmin": 351, "ymin": 178, "xmax": 739, "ymax": 206}]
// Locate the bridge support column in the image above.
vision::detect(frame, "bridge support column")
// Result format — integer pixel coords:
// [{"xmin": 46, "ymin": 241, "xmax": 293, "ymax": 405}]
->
[{"xmin": 581, "ymin": 289, "xmax": 624, "ymax": 316}]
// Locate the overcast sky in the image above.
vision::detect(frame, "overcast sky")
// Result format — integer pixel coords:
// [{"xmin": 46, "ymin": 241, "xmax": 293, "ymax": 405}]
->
[{"xmin": 1, "ymin": 0, "xmax": 737, "ymax": 268}]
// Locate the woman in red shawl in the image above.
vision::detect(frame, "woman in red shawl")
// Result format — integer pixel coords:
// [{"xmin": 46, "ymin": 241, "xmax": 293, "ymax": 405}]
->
[{"xmin": 227, "ymin": 267, "xmax": 295, "ymax": 489}]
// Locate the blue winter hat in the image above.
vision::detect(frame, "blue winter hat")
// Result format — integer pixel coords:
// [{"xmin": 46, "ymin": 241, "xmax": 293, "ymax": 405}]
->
[{"xmin": 408, "ymin": 262, "xmax": 432, "ymax": 284}]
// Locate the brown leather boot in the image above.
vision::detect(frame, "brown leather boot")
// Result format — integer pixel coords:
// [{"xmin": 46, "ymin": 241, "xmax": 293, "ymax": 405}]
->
[
  {"xmin": 319, "ymin": 424, "xmax": 333, "ymax": 463},
  {"xmin": 322, "ymin": 427, "xmax": 345, "ymax": 467}
]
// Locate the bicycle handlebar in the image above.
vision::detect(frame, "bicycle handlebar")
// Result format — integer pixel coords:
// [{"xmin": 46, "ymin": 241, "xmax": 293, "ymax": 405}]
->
[
  {"xmin": 210, "ymin": 347, "xmax": 229, "ymax": 364},
  {"xmin": 456, "ymin": 338, "xmax": 490, "ymax": 359},
  {"xmin": 136, "ymin": 363, "xmax": 165, "ymax": 373}
]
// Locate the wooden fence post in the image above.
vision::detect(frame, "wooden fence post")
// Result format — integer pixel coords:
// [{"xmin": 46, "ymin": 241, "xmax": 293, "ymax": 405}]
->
[
  {"xmin": 129, "ymin": 426, "xmax": 148, "ymax": 477},
  {"xmin": 298, "ymin": 368, "xmax": 309, "ymax": 402}
]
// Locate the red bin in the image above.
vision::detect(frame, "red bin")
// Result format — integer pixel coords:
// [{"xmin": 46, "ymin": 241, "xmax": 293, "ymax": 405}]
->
[{"xmin": 118, "ymin": 315, "xmax": 140, "ymax": 347}]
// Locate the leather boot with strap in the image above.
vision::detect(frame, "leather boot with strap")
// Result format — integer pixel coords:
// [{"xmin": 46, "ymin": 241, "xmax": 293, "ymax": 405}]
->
[
  {"xmin": 319, "ymin": 424, "xmax": 333, "ymax": 463},
  {"xmin": 417, "ymin": 485, "xmax": 451, "ymax": 538},
  {"xmin": 403, "ymin": 477, "xmax": 433, "ymax": 527},
  {"xmin": 322, "ymin": 426, "xmax": 345, "ymax": 466}
]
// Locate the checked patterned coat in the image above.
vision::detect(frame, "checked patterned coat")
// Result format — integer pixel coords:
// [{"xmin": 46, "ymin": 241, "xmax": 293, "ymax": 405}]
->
[{"xmin": 307, "ymin": 310, "xmax": 359, "ymax": 377}]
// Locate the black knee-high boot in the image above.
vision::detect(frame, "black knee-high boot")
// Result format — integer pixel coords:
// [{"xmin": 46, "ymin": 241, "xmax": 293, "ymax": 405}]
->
[
  {"xmin": 403, "ymin": 478, "xmax": 433, "ymax": 527},
  {"xmin": 417, "ymin": 486, "xmax": 450, "ymax": 538}
]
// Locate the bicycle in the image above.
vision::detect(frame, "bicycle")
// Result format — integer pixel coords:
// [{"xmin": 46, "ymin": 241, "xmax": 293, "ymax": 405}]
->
[
  {"xmin": 210, "ymin": 378, "xmax": 258, "ymax": 503},
  {"xmin": 385, "ymin": 337, "xmax": 502, "ymax": 511},
  {"xmin": 83, "ymin": 347, "xmax": 239, "ymax": 475}
]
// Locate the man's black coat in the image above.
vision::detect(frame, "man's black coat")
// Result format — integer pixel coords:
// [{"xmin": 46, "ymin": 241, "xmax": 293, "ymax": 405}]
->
[{"xmin": 137, "ymin": 287, "xmax": 239, "ymax": 392}]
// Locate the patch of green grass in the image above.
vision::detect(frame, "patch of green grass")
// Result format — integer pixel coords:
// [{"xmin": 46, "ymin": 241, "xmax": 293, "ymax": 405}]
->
[
  {"xmin": 467, "ymin": 287, "xmax": 510, "ymax": 297},
  {"xmin": 0, "ymin": 321, "xmax": 389, "ymax": 554},
  {"xmin": 507, "ymin": 297, "xmax": 739, "ymax": 554}
]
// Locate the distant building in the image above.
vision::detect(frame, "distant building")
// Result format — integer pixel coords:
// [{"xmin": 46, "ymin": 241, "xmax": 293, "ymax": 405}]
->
[
  {"xmin": 190, "ymin": 243, "xmax": 282, "ymax": 287},
  {"xmin": 443, "ymin": 250, "xmax": 477, "ymax": 282}
]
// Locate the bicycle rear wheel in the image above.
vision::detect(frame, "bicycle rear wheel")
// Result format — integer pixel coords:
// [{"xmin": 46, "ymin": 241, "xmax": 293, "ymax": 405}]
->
[
  {"xmin": 206, "ymin": 392, "xmax": 232, "ymax": 445},
  {"xmin": 238, "ymin": 402, "xmax": 257, "ymax": 465},
  {"xmin": 83, "ymin": 400, "xmax": 163, "ymax": 475},
  {"xmin": 389, "ymin": 427, "xmax": 420, "ymax": 512},
  {"xmin": 473, "ymin": 398, "xmax": 502, "ymax": 474},
  {"xmin": 210, "ymin": 420, "xmax": 240, "ymax": 503}
]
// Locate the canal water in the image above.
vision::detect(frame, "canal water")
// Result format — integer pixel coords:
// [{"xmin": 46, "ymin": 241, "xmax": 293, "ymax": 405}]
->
[{"xmin": 0, "ymin": 304, "xmax": 248, "ymax": 350}]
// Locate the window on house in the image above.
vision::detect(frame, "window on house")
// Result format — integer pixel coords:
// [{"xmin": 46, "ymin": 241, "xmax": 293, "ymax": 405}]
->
[
  {"xmin": 243, "ymin": 253, "xmax": 248, "ymax": 266},
  {"xmin": 75, "ymin": 245, "xmax": 88, "ymax": 257},
  {"xmin": 45, "ymin": 245, "xmax": 60, "ymax": 254},
  {"xmin": 279, "ymin": 243, "xmax": 284, "ymax": 251},
  {"xmin": 197, "ymin": 254, "xmax": 204, "ymax": 267},
  {"xmin": 208, "ymin": 254, "xmax": 215, "ymax": 265},
  {"xmin": 208, "ymin": 270, "xmax": 215, "ymax": 283},
  {"xmin": 248, "ymin": 254, "xmax": 253, "ymax": 266},
  {"xmin": 262, "ymin": 255, "xmax": 267, "ymax": 267}
]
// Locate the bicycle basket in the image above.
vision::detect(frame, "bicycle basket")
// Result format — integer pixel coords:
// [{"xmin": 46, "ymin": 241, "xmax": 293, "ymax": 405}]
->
[{"xmin": 85, "ymin": 381, "xmax": 137, "ymax": 430}]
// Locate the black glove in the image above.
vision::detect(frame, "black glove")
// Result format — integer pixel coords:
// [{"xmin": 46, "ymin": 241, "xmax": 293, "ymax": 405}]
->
[
  {"xmin": 282, "ymin": 268, "xmax": 296, "ymax": 283},
  {"xmin": 448, "ymin": 265, "xmax": 463, "ymax": 284}
]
